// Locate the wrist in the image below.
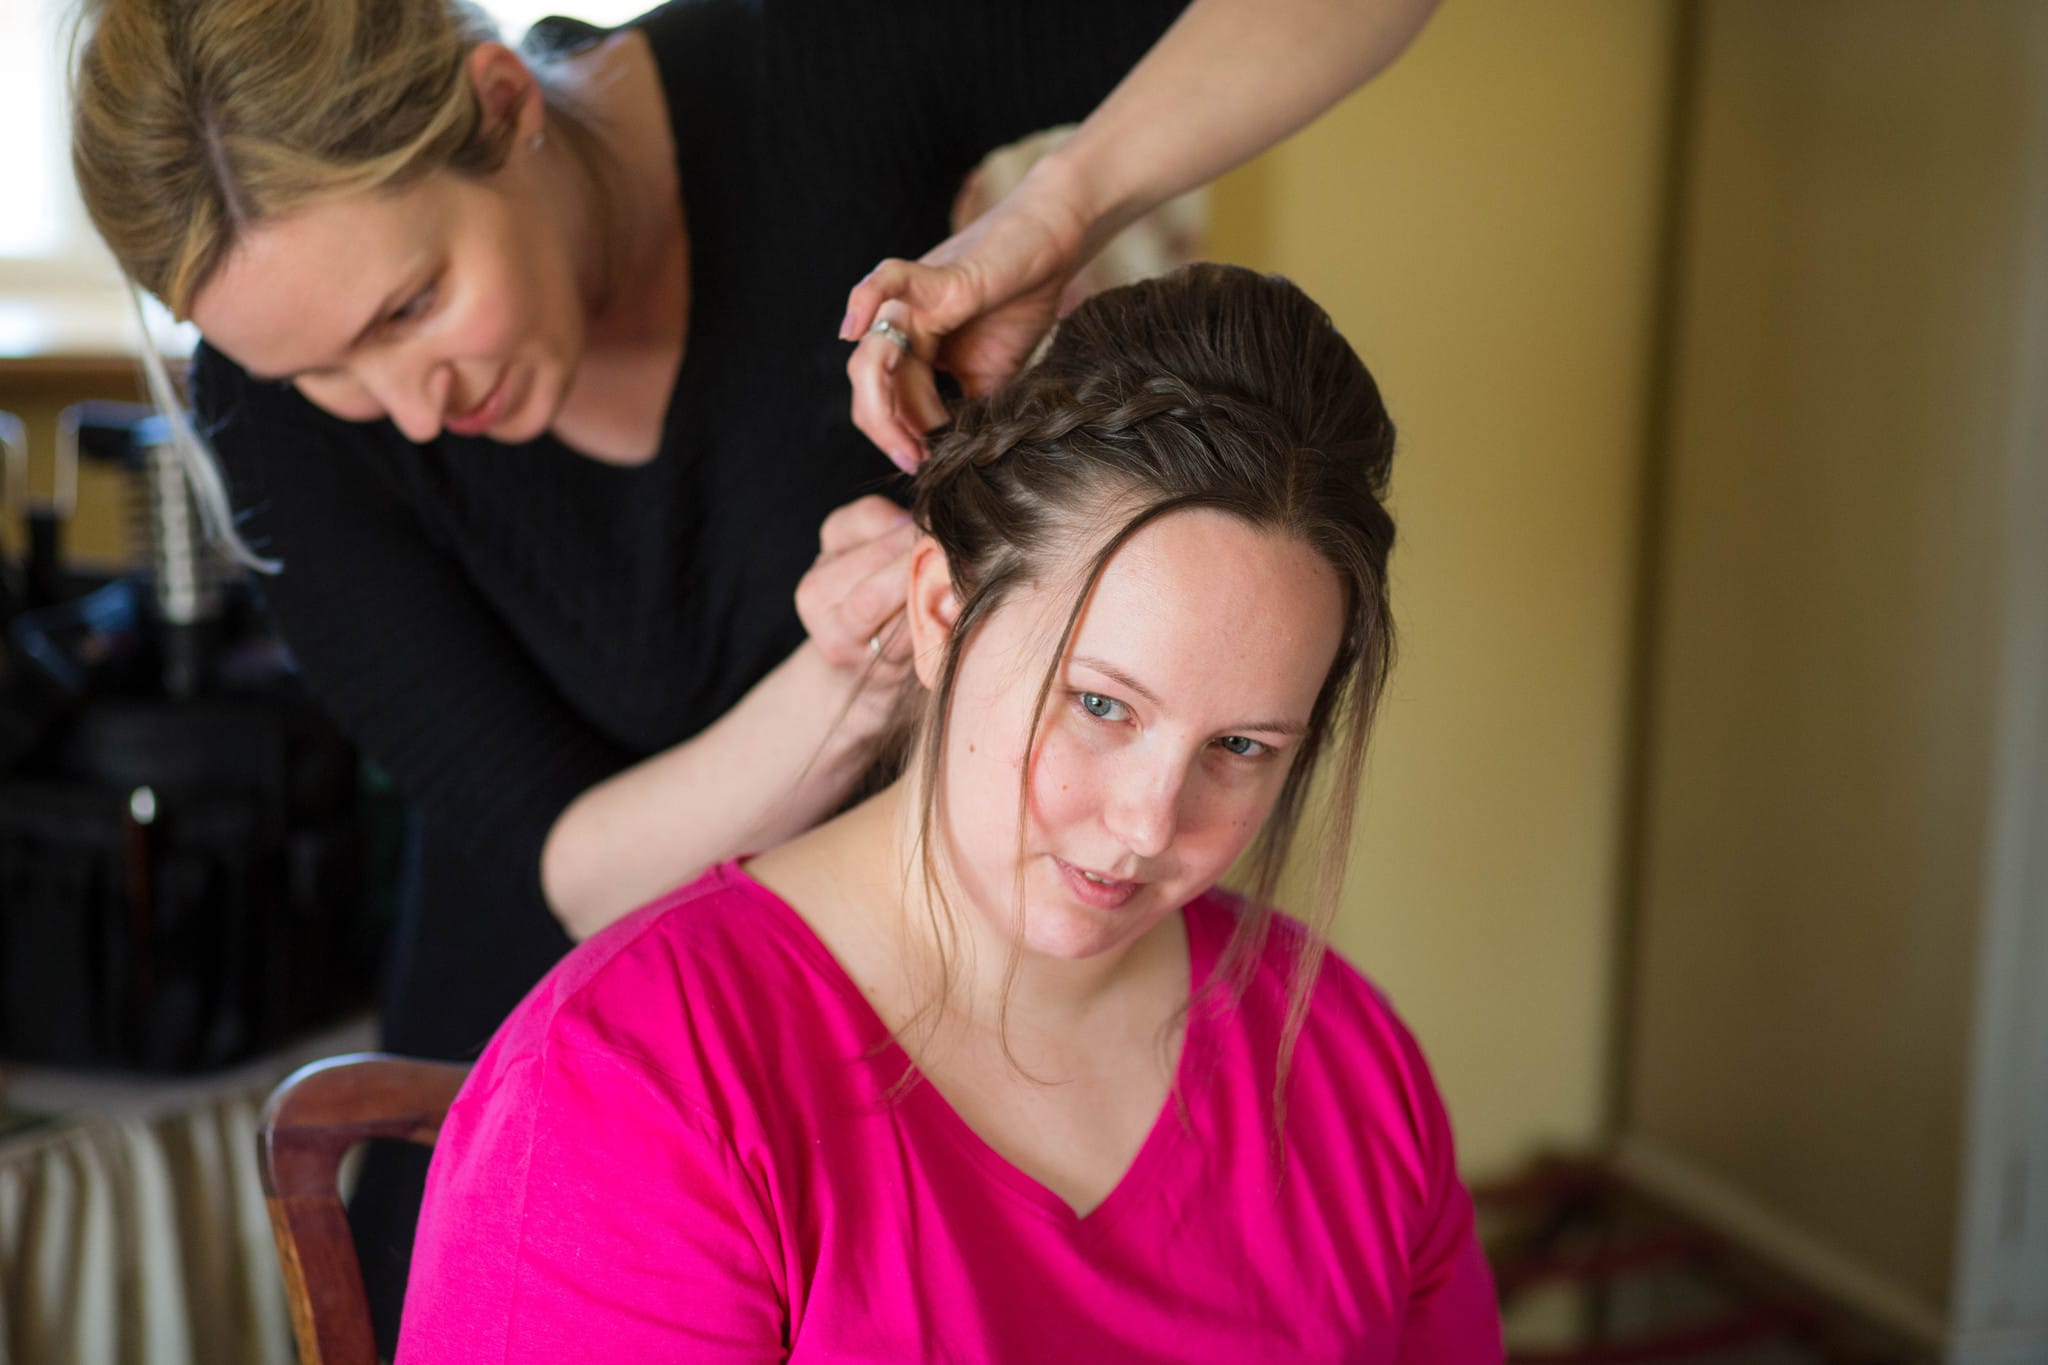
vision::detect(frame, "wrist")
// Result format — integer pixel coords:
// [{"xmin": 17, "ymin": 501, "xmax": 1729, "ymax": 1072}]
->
[
  {"xmin": 790, "ymin": 640, "xmax": 900, "ymax": 774},
  {"xmin": 1016, "ymin": 145, "xmax": 1135, "ymax": 265}
]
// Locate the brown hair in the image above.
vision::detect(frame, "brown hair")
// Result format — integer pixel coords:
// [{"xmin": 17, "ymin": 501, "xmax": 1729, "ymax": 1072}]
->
[{"xmin": 901, "ymin": 263, "xmax": 1397, "ymax": 1117}]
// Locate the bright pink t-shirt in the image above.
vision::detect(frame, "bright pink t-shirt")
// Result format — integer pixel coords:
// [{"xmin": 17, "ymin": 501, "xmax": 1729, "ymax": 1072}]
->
[{"xmin": 398, "ymin": 862, "xmax": 1502, "ymax": 1363}]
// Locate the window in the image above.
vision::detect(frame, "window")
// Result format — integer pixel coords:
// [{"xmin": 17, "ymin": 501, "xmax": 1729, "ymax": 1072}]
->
[
  {"xmin": 0, "ymin": 0, "xmax": 67, "ymax": 263},
  {"xmin": 2, "ymin": 1, "xmax": 128, "ymax": 291}
]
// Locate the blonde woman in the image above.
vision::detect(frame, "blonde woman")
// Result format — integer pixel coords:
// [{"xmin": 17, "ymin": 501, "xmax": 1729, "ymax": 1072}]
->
[{"xmin": 72, "ymin": 0, "xmax": 1437, "ymax": 1347}]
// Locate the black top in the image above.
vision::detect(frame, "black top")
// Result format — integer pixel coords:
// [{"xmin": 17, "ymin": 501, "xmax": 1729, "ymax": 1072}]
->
[{"xmin": 191, "ymin": 0, "xmax": 1185, "ymax": 1058}]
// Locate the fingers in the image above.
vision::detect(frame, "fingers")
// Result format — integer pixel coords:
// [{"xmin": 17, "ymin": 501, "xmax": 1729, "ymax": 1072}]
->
[
  {"xmin": 838, "ymin": 259, "xmax": 906, "ymax": 342},
  {"xmin": 817, "ymin": 494, "xmax": 911, "ymax": 558},
  {"xmin": 798, "ymin": 510, "xmax": 919, "ymax": 670},
  {"xmin": 825, "ymin": 520, "xmax": 917, "ymax": 604},
  {"xmin": 902, "ymin": 363, "xmax": 949, "ymax": 432},
  {"xmin": 840, "ymin": 559, "xmax": 915, "ymax": 664},
  {"xmin": 840, "ymin": 258, "xmax": 982, "ymax": 469},
  {"xmin": 848, "ymin": 337, "xmax": 944, "ymax": 473},
  {"xmin": 804, "ymin": 559, "xmax": 912, "ymax": 670},
  {"xmin": 839, "ymin": 258, "xmax": 968, "ymax": 342}
]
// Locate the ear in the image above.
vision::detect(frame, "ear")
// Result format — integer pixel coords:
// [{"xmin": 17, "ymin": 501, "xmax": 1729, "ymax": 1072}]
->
[
  {"xmin": 904, "ymin": 534, "xmax": 962, "ymax": 691},
  {"xmin": 465, "ymin": 41, "xmax": 546, "ymax": 145}
]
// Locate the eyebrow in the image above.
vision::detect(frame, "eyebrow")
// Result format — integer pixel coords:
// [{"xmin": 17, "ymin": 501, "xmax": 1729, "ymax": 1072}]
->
[
  {"xmin": 1068, "ymin": 654, "xmax": 1310, "ymax": 737},
  {"xmin": 250, "ymin": 278, "xmax": 416, "ymax": 383}
]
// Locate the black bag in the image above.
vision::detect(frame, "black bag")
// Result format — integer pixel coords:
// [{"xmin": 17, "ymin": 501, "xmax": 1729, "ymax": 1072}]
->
[
  {"xmin": 0, "ymin": 691, "xmax": 386, "ymax": 1071},
  {"xmin": 0, "ymin": 404, "xmax": 389, "ymax": 1072}
]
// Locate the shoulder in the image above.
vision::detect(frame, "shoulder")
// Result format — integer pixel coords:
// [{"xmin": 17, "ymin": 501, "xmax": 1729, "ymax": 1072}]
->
[
  {"xmin": 189, "ymin": 339, "xmax": 354, "ymax": 441},
  {"xmin": 465, "ymin": 862, "xmax": 835, "ymax": 1116},
  {"xmin": 189, "ymin": 340, "xmax": 293, "ymax": 432},
  {"xmin": 424, "ymin": 862, "xmax": 854, "ymax": 1264},
  {"xmin": 625, "ymin": 0, "xmax": 762, "ymax": 86},
  {"xmin": 408, "ymin": 863, "xmax": 802, "ymax": 1357},
  {"xmin": 1186, "ymin": 888, "xmax": 1450, "ymax": 1134},
  {"xmin": 488, "ymin": 861, "xmax": 769, "ymax": 1045},
  {"xmin": 187, "ymin": 340, "xmax": 384, "ymax": 480},
  {"xmin": 1186, "ymin": 888, "xmax": 1406, "ymax": 1034}
]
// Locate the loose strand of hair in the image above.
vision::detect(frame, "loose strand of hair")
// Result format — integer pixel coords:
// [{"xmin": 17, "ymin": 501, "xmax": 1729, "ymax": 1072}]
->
[
  {"xmin": 1269, "ymin": 588, "xmax": 1391, "ymax": 1156},
  {"xmin": 126, "ymin": 281, "xmax": 280, "ymax": 574}
]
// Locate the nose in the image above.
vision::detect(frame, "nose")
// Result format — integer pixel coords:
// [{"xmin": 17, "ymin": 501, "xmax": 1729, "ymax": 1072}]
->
[
  {"xmin": 357, "ymin": 349, "xmax": 449, "ymax": 444},
  {"xmin": 1102, "ymin": 755, "xmax": 1185, "ymax": 861}
]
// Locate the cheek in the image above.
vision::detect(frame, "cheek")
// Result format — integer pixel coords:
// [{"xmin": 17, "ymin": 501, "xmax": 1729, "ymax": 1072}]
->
[
  {"xmin": 451, "ymin": 284, "xmax": 528, "ymax": 357},
  {"xmin": 938, "ymin": 691, "xmax": 1031, "ymax": 848},
  {"xmin": 1196, "ymin": 763, "xmax": 1297, "ymax": 863},
  {"xmin": 1189, "ymin": 780, "xmax": 1268, "ymax": 853},
  {"xmin": 1167, "ymin": 763, "xmax": 1294, "ymax": 879},
  {"xmin": 455, "ymin": 240, "xmax": 557, "ymax": 358},
  {"xmin": 1025, "ymin": 725, "xmax": 1103, "ymax": 833}
]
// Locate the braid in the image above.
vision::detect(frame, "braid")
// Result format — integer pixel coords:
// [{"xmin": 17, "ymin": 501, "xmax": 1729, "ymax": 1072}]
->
[{"xmin": 925, "ymin": 372, "xmax": 1299, "ymax": 484}]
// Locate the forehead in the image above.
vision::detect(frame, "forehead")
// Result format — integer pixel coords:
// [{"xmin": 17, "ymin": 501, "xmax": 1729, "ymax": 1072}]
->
[
  {"xmin": 1040, "ymin": 509, "xmax": 1346, "ymax": 719},
  {"xmin": 186, "ymin": 178, "xmax": 450, "ymax": 375}
]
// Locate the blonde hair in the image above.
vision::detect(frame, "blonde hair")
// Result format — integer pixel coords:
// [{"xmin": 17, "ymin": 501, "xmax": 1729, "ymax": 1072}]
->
[
  {"xmin": 73, "ymin": 0, "xmax": 513, "ymax": 315},
  {"xmin": 70, "ymin": 0, "xmax": 586, "ymax": 569}
]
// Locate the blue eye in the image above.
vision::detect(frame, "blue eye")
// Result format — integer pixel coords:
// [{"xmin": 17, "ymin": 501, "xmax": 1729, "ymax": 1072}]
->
[
  {"xmin": 1077, "ymin": 692, "xmax": 1126, "ymax": 721},
  {"xmin": 389, "ymin": 283, "xmax": 436, "ymax": 325},
  {"xmin": 1216, "ymin": 735, "xmax": 1268, "ymax": 758}
]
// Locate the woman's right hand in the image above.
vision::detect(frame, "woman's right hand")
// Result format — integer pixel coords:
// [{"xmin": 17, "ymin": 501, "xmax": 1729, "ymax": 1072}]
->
[
  {"xmin": 840, "ymin": 168, "xmax": 1092, "ymax": 472},
  {"xmin": 795, "ymin": 494, "xmax": 920, "ymax": 676}
]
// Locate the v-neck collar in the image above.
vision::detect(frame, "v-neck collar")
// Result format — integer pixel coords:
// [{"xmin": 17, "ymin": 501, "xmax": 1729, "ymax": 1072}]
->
[{"xmin": 720, "ymin": 860, "xmax": 1224, "ymax": 1243}]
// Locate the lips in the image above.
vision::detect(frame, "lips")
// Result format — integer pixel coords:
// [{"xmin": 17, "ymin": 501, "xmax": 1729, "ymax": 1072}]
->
[
  {"xmin": 444, "ymin": 370, "xmax": 512, "ymax": 438},
  {"xmin": 1054, "ymin": 857, "xmax": 1144, "ymax": 911}
]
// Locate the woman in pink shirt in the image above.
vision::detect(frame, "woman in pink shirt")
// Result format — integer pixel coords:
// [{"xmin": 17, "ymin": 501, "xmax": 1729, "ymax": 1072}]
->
[{"xmin": 399, "ymin": 264, "xmax": 1503, "ymax": 1363}]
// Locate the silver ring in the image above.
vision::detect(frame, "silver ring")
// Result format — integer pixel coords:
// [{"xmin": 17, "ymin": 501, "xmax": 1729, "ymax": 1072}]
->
[{"xmin": 866, "ymin": 317, "xmax": 913, "ymax": 356}]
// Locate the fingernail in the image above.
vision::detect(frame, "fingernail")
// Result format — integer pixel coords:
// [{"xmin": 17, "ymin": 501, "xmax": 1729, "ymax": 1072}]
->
[{"xmin": 838, "ymin": 311, "xmax": 857, "ymax": 341}]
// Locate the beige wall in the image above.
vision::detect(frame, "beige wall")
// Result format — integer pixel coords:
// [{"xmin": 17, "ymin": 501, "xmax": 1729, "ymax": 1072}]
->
[
  {"xmin": 1624, "ymin": 0, "xmax": 2033, "ymax": 1318},
  {"xmin": 1209, "ymin": 0, "xmax": 1679, "ymax": 1177}
]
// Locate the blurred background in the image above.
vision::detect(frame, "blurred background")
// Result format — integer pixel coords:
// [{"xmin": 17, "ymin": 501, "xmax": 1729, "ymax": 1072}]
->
[{"xmin": 1, "ymin": 1, "xmax": 2043, "ymax": 1363}]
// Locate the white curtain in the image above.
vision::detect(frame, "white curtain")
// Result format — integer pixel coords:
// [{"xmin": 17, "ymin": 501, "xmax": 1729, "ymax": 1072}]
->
[{"xmin": 0, "ymin": 1017, "xmax": 375, "ymax": 1365}]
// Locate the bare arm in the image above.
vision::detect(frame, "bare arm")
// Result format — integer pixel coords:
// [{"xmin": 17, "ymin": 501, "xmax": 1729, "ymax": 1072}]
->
[
  {"xmin": 543, "ymin": 496, "xmax": 915, "ymax": 938},
  {"xmin": 842, "ymin": 0, "xmax": 1440, "ymax": 468},
  {"xmin": 542, "ymin": 641, "xmax": 890, "ymax": 939},
  {"xmin": 1035, "ymin": 0, "xmax": 1439, "ymax": 247}
]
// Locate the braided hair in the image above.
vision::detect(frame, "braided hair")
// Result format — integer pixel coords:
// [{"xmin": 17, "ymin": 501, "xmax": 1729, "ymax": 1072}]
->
[{"xmin": 899, "ymin": 263, "xmax": 1398, "ymax": 1123}]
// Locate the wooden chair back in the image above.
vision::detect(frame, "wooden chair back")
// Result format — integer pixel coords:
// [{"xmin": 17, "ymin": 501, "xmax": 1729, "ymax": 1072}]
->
[{"xmin": 257, "ymin": 1053, "xmax": 469, "ymax": 1365}]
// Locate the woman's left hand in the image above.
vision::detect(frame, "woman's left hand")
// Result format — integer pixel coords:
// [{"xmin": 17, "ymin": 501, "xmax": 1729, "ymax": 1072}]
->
[{"xmin": 794, "ymin": 494, "xmax": 919, "ymax": 674}]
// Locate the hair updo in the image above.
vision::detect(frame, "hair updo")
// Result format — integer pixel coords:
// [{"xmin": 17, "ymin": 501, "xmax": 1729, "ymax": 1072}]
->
[{"xmin": 902, "ymin": 263, "xmax": 1398, "ymax": 1093}]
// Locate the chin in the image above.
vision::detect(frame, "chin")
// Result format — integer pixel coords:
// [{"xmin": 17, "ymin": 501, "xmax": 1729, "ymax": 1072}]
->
[
  {"xmin": 1022, "ymin": 933, "xmax": 1120, "ymax": 964},
  {"xmin": 501, "ymin": 411, "xmax": 554, "ymax": 445},
  {"xmin": 1022, "ymin": 899, "xmax": 1163, "ymax": 964},
  {"xmin": 501, "ymin": 375, "xmax": 563, "ymax": 444}
]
